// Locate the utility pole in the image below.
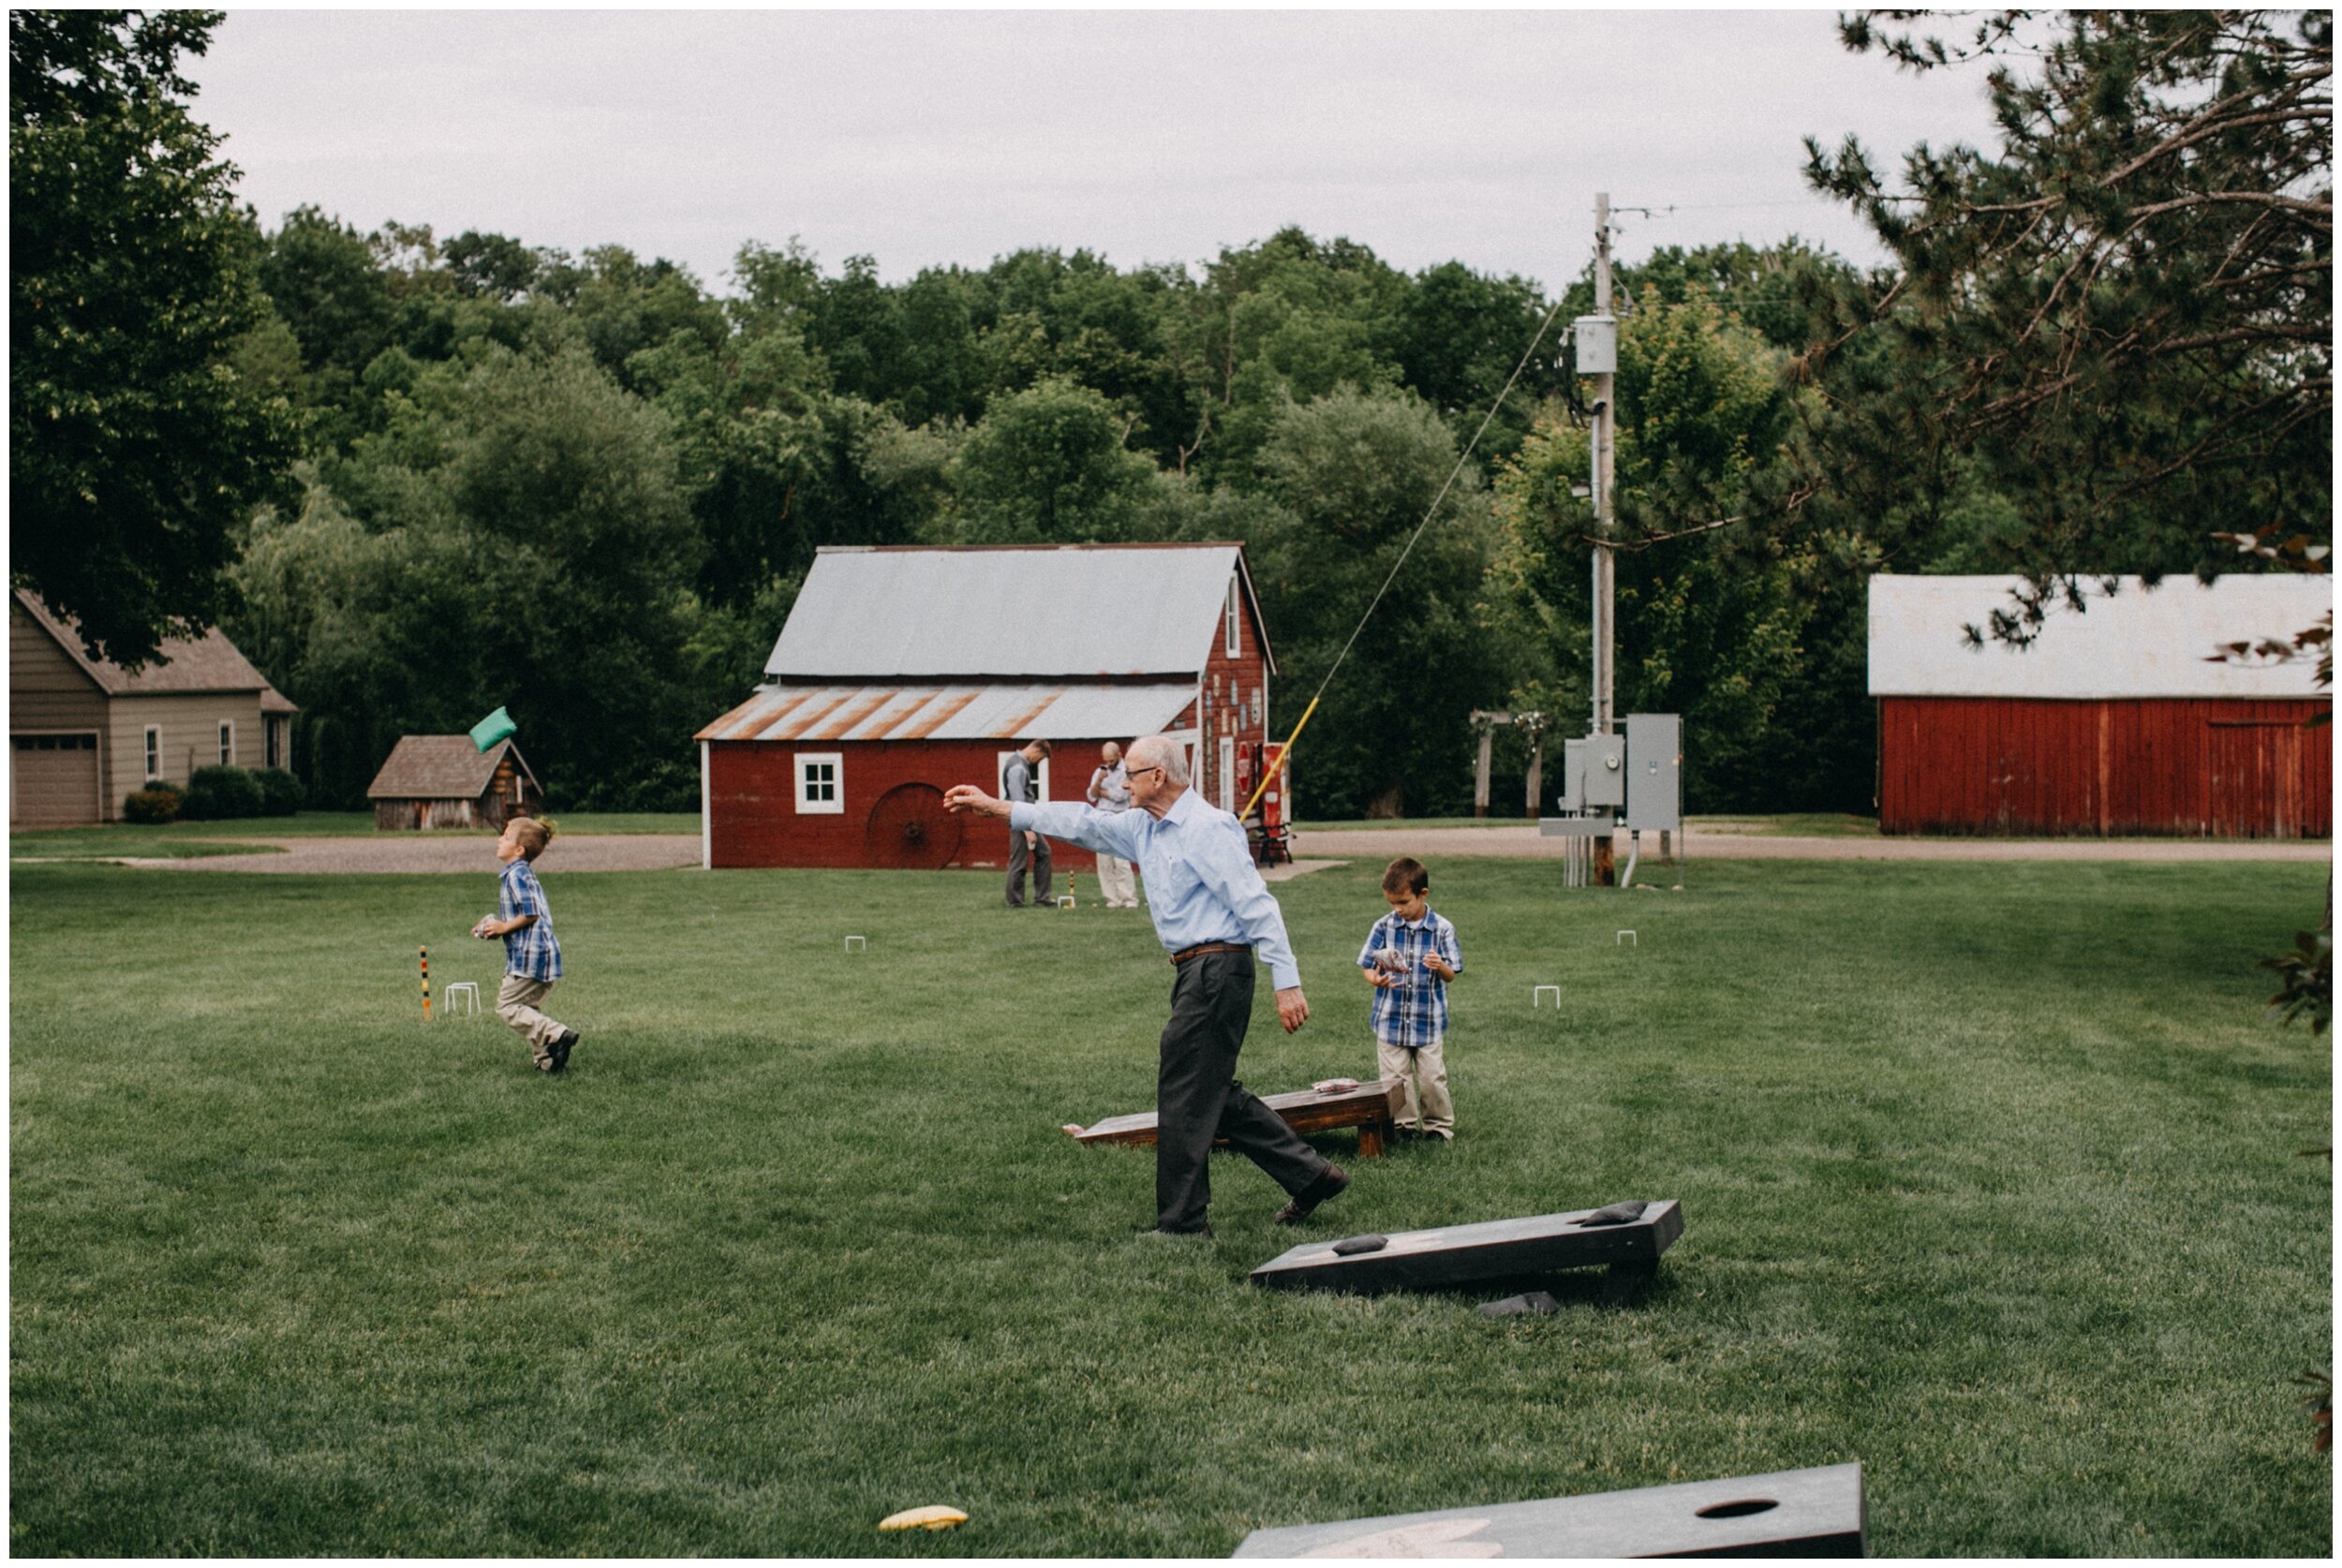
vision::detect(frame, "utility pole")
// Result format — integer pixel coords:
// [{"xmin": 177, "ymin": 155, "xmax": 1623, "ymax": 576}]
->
[{"xmin": 1590, "ymin": 192, "xmax": 1617, "ymax": 884}]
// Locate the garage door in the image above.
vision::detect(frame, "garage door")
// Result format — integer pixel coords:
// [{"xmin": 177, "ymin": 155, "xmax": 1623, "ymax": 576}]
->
[{"xmin": 11, "ymin": 733, "xmax": 101, "ymax": 828}]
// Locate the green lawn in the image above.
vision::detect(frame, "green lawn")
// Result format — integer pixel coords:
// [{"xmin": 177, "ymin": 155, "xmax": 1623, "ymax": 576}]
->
[
  {"xmin": 10, "ymin": 856, "xmax": 2331, "ymax": 1555},
  {"xmin": 9, "ymin": 810, "xmax": 701, "ymax": 861}
]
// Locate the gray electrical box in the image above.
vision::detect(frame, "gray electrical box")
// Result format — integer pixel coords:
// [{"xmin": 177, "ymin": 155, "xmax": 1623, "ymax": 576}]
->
[
  {"xmin": 1574, "ymin": 315, "xmax": 1618, "ymax": 376},
  {"xmin": 1552, "ymin": 736, "xmax": 1589, "ymax": 813},
  {"xmin": 1624, "ymin": 713, "xmax": 1682, "ymax": 832},
  {"xmin": 1581, "ymin": 731, "xmax": 1627, "ymax": 808}
]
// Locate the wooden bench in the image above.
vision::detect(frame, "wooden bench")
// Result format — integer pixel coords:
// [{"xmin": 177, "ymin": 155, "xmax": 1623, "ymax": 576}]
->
[
  {"xmin": 1069, "ymin": 1078, "xmax": 1407, "ymax": 1157},
  {"xmin": 1233, "ymin": 1461, "xmax": 1863, "ymax": 1558}
]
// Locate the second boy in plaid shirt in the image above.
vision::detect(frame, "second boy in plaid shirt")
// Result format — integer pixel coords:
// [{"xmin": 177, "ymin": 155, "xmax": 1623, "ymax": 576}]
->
[{"xmin": 1357, "ymin": 856, "xmax": 1462, "ymax": 1140}]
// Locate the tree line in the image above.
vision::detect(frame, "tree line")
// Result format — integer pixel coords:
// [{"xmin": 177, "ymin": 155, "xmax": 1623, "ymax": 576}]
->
[{"xmin": 14, "ymin": 10, "xmax": 2327, "ymax": 821}]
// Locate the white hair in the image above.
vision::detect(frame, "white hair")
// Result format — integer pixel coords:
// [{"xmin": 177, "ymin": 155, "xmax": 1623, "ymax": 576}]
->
[{"xmin": 1127, "ymin": 734, "xmax": 1189, "ymax": 786}]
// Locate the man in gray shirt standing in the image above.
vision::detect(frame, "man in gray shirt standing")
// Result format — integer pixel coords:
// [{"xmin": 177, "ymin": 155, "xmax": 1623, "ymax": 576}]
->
[{"xmin": 1001, "ymin": 738, "xmax": 1052, "ymax": 908}]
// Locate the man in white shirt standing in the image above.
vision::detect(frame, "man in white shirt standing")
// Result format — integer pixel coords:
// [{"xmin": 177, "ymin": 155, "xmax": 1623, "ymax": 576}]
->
[
  {"xmin": 946, "ymin": 734, "xmax": 1349, "ymax": 1237},
  {"xmin": 1085, "ymin": 741, "xmax": 1141, "ymax": 909}
]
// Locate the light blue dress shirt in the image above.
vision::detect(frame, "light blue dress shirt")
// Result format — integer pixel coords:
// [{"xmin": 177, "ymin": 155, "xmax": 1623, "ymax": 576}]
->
[{"xmin": 1011, "ymin": 789, "xmax": 1302, "ymax": 989}]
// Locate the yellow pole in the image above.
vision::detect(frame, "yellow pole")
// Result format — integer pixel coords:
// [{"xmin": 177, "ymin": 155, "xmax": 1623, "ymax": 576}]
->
[{"xmin": 1239, "ymin": 696, "xmax": 1320, "ymax": 821}]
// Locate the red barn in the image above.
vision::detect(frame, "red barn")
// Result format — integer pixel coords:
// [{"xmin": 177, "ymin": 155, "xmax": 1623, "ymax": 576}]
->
[
  {"xmin": 1870, "ymin": 574, "xmax": 2332, "ymax": 837},
  {"xmin": 696, "ymin": 543, "xmax": 1278, "ymax": 870}
]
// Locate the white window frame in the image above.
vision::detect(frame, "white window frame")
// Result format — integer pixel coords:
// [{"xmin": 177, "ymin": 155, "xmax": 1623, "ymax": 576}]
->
[
  {"xmin": 1225, "ymin": 576, "xmax": 1241, "ymax": 657},
  {"xmin": 794, "ymin": 751, "xmax": 844, "ymax": 814},
  {"xmin": 144, "ymin": 725, "xmax": 162, "ymax": 781},
  {"xmin": 217, "ymin": 719, "xmax": 234, "ymax": 767},
  {"xmin": 264, "ymin": 717, "xmax": 282, "ymax": 770}
]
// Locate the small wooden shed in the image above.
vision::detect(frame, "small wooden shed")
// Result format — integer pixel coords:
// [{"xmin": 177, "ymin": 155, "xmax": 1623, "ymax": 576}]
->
[{"xmin": 366, "ymin": 736, "xmax": 542, "ymax": 831}]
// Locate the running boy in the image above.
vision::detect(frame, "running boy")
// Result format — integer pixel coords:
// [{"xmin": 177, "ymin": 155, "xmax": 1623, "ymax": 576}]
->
[
  {"xmin": 1357, "ymin": 856, "xmax": 1461, "ymax": 1140},
  {"xmin": 473, "ymin": 816, "xmax": 578, "ymax": 1073}
]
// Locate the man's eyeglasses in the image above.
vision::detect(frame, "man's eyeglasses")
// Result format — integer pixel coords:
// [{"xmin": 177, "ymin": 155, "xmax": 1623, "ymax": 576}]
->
[{"xmin": 1124, "ymin": 765, "xmax": 1163, "ymax": 782}]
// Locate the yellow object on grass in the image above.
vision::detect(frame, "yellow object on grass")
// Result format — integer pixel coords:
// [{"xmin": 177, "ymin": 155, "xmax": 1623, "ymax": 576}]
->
[{"xmin": 878, "ymin": 1505, "xmax": 968, "ymax": 1531}]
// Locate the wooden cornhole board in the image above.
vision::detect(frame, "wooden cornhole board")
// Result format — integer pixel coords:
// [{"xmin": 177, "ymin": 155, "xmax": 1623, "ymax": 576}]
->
[
  {"xmin": 1071, "ymin": 1079, "xmax": 1407, "ymax": 1158},
  {"xmin": 1250, "ymin": 1200, "xmax": 1683, "ymax": 1306},
  {"xmin": 1231, "ymin": 1461, "xmax": 1863, "ymax": 1558}
]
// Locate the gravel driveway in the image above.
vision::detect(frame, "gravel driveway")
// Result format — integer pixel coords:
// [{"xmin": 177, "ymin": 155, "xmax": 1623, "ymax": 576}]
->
[{"xmin": 111, "ymin": 823, "xmax": 2327, "ymax": 873}]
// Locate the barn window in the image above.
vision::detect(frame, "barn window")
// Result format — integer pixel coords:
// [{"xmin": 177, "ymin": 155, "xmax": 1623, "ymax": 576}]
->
[
  {"xmin": 795, "ymin": 752, "xmax": 844, "ymax": 815},
  {"xmin": 218, "ymin": 720, "xmax": 234, "ymax": 766},
  {"xmin": 1225, "ymin": 577, "xmax": 1240, "ymax": 657}
]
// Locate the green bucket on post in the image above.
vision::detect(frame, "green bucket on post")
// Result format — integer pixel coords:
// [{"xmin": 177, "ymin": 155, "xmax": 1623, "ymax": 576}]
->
[{"xmin": 468, "ymin": 707, "xmax": 516, "ymax": 753}]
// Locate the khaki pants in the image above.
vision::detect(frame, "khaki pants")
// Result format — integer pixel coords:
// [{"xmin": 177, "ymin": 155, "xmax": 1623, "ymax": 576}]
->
[
  {"xmin": 1377, "ymin": 1035, "xmax": 1453, "ymax": 1137},
  {"xmin": 497, "ymin": 973, "xmax": 570, "ymax": 1068},
  {"xmin": 1096, "ymin": 853, "xmax": 1138, "ymax": 908}
]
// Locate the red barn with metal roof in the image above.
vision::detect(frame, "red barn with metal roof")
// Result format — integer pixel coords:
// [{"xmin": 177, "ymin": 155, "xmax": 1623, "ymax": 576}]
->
[
  {"xmin": 1870, "ymin": 574, "xmax": 2332, "ymax": 837},
  {"xmin": 694, "ymin": 543, "xmax": 1278, "ymax": 870}
]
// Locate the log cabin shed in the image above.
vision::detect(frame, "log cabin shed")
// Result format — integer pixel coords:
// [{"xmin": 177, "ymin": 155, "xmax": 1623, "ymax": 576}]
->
[
  {"xmin": 694, "ymin": 542, "xmax": 1277, "ymax": 870},
  {"xmin": 1869, "ymin": 574, "xmax": 2332, "ymax": 837},
  {"xmin": 10, "ymin": 587, "xmax": 299, "ymax": 828},
  {"xmin": 365, "ymin": 736, "xmax": 544, "ymax": 831}
]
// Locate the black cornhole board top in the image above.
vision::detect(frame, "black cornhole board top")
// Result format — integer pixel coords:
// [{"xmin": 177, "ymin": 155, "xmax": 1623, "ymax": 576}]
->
[
  {"xmin": 1230, "ymin": 1460, "xmax": 1862, "ymax": 1558},
  {"xmin": 1249, "ymin": 1200, "xmax": 1682, "ymax": 1295}
]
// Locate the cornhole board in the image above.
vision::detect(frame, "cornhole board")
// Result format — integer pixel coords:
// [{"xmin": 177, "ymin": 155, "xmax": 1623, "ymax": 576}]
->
[
  {"xmin": 1250, "ymin": 1200, "xmax": 1682, "ymax": 1305},
  {"xmin": 1072, "ymin": 1079, "xmax": 1407, "ymax": 1158},
  {"xmin": 1231, "ymin": 1461, "xmax": 1863, "ymax": 1558}
]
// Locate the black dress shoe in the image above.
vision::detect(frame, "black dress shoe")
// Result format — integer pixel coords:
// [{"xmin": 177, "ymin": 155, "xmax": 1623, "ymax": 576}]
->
[
  {"xmin": 1273, "ymin": 1163, "xmax": 1350, "ymax": 1225},
  {"xmin": 551, "ymin": 1028, "xmax": 577, "ymax": 1071}
]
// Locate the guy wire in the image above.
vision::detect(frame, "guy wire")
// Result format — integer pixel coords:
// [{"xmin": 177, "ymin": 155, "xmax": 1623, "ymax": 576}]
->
[{"xmin": 1240, "ymin": 286, "xmax": 1572, "ymax": 821}]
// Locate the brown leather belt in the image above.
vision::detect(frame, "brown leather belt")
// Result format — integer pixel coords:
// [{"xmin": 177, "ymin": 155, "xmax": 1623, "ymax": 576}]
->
[{"xmin": 1171, "ymin": 941, "xmax": 1251, "ymax": 965}]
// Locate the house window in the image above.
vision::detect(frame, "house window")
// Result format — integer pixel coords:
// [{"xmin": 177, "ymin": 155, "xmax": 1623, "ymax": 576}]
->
[
  {"xmin": 144, "ymin": 726, "xmax": 161, "ymax": 780},
  {"xmin": 265, "ymin": 717, "xmax": 281, "ymax": 770},
  {"xmin": 1225, "ymin": 577, "xmax": 1240, "ymax": 657},
  {"xmin": 217, "ymin": 720, "xmax": 234, "ymax": 767},
  {"xmin": 794, "ymin": 752, "xmax": 843, "ymax": 815}
]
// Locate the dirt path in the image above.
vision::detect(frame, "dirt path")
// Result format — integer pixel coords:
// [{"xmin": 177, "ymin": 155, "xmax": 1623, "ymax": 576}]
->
[
  {"xmin": 1287, "ymin": 824, "xmax": 2330, "ymax": 864},
  {"xmin": 106, "ymin": 823, "xmax": 2329, "ymax": 874},
  {"xmin": 120, "ymin": 835, "xmax": 704, "ymax": 873}
]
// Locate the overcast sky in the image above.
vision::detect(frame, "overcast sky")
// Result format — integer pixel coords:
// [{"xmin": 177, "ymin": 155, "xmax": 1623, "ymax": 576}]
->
[{"xmin": 186, "ymin": 7, "xmax": 2008, "ymax": 294}]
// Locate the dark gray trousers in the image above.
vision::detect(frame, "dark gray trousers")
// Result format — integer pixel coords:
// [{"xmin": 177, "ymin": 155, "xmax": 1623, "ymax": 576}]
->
[
  {"xmin": 1155, "ymin": 949, "xmax": 1328, "ymax": 1232},
  {"xmin": 1006, "ymin": 826, "xmax": 1053, "ymax": 907}
]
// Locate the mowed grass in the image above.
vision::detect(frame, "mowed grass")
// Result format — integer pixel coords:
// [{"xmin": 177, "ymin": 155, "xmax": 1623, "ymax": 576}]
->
[
  {"xmin": 9, "ymin": 810, "xmax": 701, "ymax": 861},
  {"xmin": 9, "ymin": 855, "xmax": 2331, "ymax": 1555}
]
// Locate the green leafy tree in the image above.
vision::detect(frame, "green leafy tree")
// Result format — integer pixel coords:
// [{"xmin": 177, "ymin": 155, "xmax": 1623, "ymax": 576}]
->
[
  {"xmin": 941, "ymin": 377, "xmax": 1157, "ymax": 544},
  {"xmin": 1801, "ymin": 8, "xmax": 2332, "ymax": 630},
  {"xmin": 1240, "ymin": 386, "xmax": 1507, "ymax": 818},
  {"xmin": 1491, "ymin": 288, "xmax": 1821, "ymax": 808},
  {"xmin": 11, "ymin": 7, "xmax": 298, "ymax": 666}
]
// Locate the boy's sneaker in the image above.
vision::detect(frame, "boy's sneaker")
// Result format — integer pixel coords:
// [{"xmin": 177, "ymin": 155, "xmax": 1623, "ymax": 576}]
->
[
  {"xmin": 551, "ymin": 1029, "xmax": 578, "ymax": 1071},
  {"xmin": 1273, "ymin": 1163, "xmax": 1350, "ymax": 1225}
]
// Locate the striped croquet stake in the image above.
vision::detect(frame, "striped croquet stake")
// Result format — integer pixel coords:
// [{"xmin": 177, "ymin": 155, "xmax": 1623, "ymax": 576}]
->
[{"xmin": 421, "ymin": 945, "xmax": 431, "ymax": 1023}]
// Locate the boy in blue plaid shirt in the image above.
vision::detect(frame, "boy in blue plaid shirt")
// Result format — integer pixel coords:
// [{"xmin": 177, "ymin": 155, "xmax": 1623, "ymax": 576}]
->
[
  {"xmin": 1357, "ymin": 856, "xmax": 1461, "ymax": 1140},
  {"xmin": 472, "ymin": 816, "xmax": 578, "ymax": 1073}
]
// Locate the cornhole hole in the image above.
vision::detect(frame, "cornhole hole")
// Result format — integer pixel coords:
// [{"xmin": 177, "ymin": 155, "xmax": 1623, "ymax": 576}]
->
[
  {"xmin": 1230, "ymin": 1461, "xmax": 1863, "ymax": 1558},
  {"xmin": 1249, "ymin": 1200, "xmax": 1682, "ymax": 1306},
  {"xmin": 1070, "ymin": 1079, "xmax": 1407, "ymax": 1158}
]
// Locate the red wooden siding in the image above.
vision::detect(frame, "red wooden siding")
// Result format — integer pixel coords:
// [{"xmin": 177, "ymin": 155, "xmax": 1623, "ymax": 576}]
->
[
  {"xmin": 1198, "ymin": 583, "xmax": 1271, "ymax": 810},
  {"xmin": 708, "ymin": 738, "xmax": 1131, "ymax": 870},
  {"xmin": 1878, "ymin": 697, "xmax": 2332, "ymax": 837}
]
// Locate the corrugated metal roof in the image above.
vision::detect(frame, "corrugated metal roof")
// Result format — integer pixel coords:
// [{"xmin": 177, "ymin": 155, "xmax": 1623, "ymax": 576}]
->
[
  {"xmin": 1869, "ymin": 574, "xmax": 2335, "ymax": 699},
  {"xmin": 765, "ymin": 543, "xmax": 1273, "ymax": 679},
  {"xmin": 694, "ymin": 683, "xmax": 1197, "ymax": 744}
]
